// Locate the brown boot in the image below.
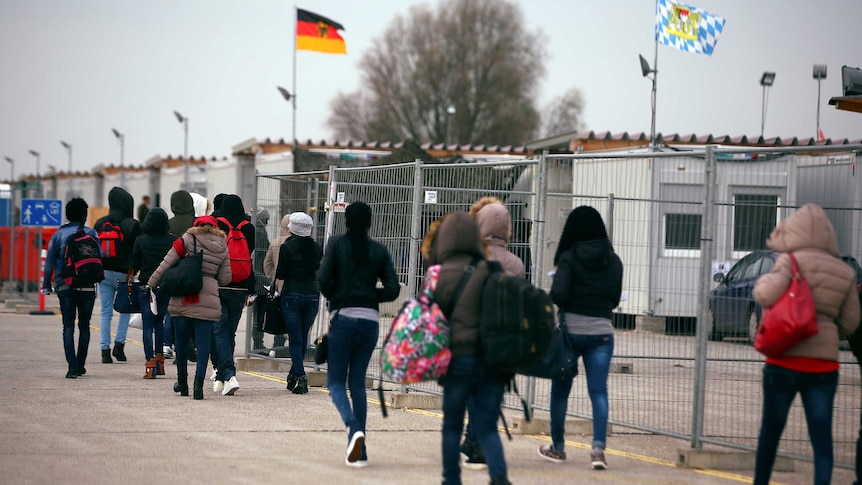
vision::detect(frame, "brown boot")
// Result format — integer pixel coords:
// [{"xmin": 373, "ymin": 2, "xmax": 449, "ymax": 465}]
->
[
  {"xmin": 154, "ymin": 353, "xmax": 166, "ymax": 376},
  {"xmin": 143, "ymin": 358, "xmax": 158, "ymax": 379}
]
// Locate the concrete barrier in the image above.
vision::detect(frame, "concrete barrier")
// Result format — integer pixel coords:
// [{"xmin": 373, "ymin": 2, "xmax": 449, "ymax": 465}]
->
[
  {"xmin": 388, "ymin": 392, "xmax": 443, "ymax": 410},
  {"xmin": 677, "ymin": 448, "xmax": 794, "ymax": 471},
  {"xmin": 510, "ymin": 416, "xmax": 613, "ymax": 436}
]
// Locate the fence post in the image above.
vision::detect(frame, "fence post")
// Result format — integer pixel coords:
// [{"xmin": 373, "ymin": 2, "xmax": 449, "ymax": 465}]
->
[
  {"xmin": 313, "ymin": 166, "xmax": 339, "ymax": 364},
  {"xmin": 691, "ymin": 145, "xmax": 717, "ymax": 449},
  {"xmin": 606, "ymin": 193, "xmax": 615, "ymax": 242},
  {"xmin": 525, "ymin": 152, "xmax": 549, "ymax": 414}
]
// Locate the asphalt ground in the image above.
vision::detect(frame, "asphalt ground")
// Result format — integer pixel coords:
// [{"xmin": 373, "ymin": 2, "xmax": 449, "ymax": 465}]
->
[{"xmin": 0, "ymin": 299, "xmax": 856, "ymax": 485}]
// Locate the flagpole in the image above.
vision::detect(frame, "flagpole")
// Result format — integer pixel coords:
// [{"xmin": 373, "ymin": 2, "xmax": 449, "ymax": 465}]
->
[
  {"xmin": 651, "ymin": 40, "xmax": 658, "ymax": 151},
  {"xmin": 292, "ymin": 5, "xmax": 298, "ymax": 161}
]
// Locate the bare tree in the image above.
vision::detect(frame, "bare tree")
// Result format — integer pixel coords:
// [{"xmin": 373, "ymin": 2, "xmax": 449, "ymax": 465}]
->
[
  {"xmin": 327, "ymin": 0, "xmax": 547, "ymax": 146},
  {"xmin": 540, "ymin": 87, "xmax": 586, "ymax": 138}
]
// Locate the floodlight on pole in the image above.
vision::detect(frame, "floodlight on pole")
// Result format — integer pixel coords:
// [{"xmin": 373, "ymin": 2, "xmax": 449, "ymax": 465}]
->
[
  {"xmin": 277, "ymin": 85, "xmax": 298, "ymax": 160},
  {"xmin": 173, "ymin": 110, "xmax": 189, "ymax": 187},
  {"xmin": 28, "ymin": 150, "xmax": 42, "ymax": 198},
  {"xmin": 446, "ymin": 105, "xmax": 456, "ymax": 146},
  {"xmin": 639, "ymin": 54, "xmax": 658, "ymax": 150},
  {"xmin": 813, "ymin": 64, "xmax": 827, "ymax": 140},
  {"xmin": 60, "ymin": 140, "xmax": 73, "ymax": 195},
  {"xmin": 759, "ymin": 71, "xmax": 776, "ymax": 138},
  {"xmin": 112, "ymin": 128, "xmax": 126, "ymax": 188},
  {"xmin": 4, "ymin": 156, "xmax": 15, "ymax": 288}
]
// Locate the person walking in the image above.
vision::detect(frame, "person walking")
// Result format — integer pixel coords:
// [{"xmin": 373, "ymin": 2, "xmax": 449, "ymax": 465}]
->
[
  {"xmin": 421, "ymin": 211, "xmax": 511, "ymax": 485},
  {"xmin": 212, "ymin": 194, "xmax": 255, "ymax": 396},
  {"xmin": 274, "ymin": 212, "xmax": 322, "ymax": 394},
  {"xmin": 130, "ymin": 208, "xmax": 175, "ymax": 379},
  {"xmin": 264, "ymin": 213, "xmax": 291, "ymax": 356},
  {"xmin": 94, "ymin": 186, "xmax": 141, "ymax": 364},
  {"xmin": 850, "ymin": 325, "xmax": 862, "ymax": 485},
  {"xmin": 752, "ymin": 203, "xmax": 860, "ymax": 485},
  {"xmin": 539, "ymin": 206, "xmax": 623, "ymax": 470},
  {"xmin": 42, "ymin": 198, "xmax": 100, "ymax": 378},
  {"xmin": 252, "ymin": 209, "xmax": 271, "ymax": 353},
  {"xmin": 458, "ymin": 196, "xmax": 526, "ymax": 469},
  {"xmin": 163, "ymin": 189, "xmax": 197, "ymax": 360},
  {"xmin": 137, "ymin": 195, "xmax": 150, "ymax": 222},
  {"xmin": 148, "ymin": 215, "xmax": 231, "ymax": 400},
  {"xmin": 316, "ymin": 201, "xmax": 400, "ymax": 467}
]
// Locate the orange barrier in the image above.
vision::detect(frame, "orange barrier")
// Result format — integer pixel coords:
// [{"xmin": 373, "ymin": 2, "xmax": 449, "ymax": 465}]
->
[{"xmin": 0, "ymin": 227, "xmax": 59, "ymax": 283}]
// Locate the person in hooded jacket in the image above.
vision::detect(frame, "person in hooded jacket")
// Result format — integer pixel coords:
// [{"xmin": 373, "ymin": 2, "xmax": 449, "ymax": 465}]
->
[
  {"xmin": 850, "ymin": 325, "xmax": 862, "ymax": 485},
  {"xmin": 149, "ymin": 215, "xmax": 231, "ymax": 400},
  {"xmin": 421, "ymin": 211, "xmax": 511, "ymax": 485},
  {"xmin": 316, "ymin": 201, "xmax": 399, "ymax": 468},
  {"xmin": 94, "ymin": 186, "xmax": 141, "ymax": 364},
  {"xmin": 540, "ymin": 206, "xmax": 623, "ymax": 470},
  {"xmin": 752, "ymin": 203, "xmax": 860, "ymax": 485},
  {"xmin": 130, "ymin": 208, "xmax": 176, "ymax": 379},
  {"xmin": 458, "ymin": 196, "xmax": 526, "ymax": 469},
  {"xmin": 264, "ymin": 213, "xmax": 291, "ymax": 356},
  {"xmin": 251, "ymin": 209, "xmax": 271, "ymax": 353},
  {"xmin": 275, "ymin": 212, "xmax": 322, "ymax": 394},
  {"xmin": 163, "ymin": 189, "xmax": 197, "ymax": 360},
  {"xmin": 212, "ymin": 194, "xmax": 255, "ymax": 396}
]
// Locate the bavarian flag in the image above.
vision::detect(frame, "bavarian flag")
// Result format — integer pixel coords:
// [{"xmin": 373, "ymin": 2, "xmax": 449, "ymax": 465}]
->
[
  {"xmin": 296, "ymin": 8, "xmax": 346, "ymax": 54},
  {"xmin": 655, "ymin": 0, "xmax": 726, "ymax": 56}
]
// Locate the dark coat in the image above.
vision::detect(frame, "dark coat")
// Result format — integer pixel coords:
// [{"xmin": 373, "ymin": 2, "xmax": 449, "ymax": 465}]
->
[
  {"xmin": 550, "ymin": 238, "xmax": 623, "ymax": 320},
  {"xmin": 131, "ymin": 208, "xmax": 176, "ymax": 285},
  {"xmin": 275, "ymin": 235, "xmax": 322, "ymax": 294},
  {"xmin": 216, "ymin": 194, "xmax": 255, "ymax": 293},
  {"xmin": 168, "ymin": 190, "xmax": 195, "ymax": 237},
  {"xmin": 93, "ymin": 186, "xmax": 141, "ymax": 273},
  {"xmin": 317, "ymin": 233, "xmax": 400, "ymax": 312}
]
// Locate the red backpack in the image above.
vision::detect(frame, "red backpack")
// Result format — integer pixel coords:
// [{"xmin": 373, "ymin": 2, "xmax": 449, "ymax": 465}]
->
[
  {"xmin": 97, "ymin": 220, "xmax": 126, "ymax": 261},
  {"xmin": 218, "ymin": 217, "xmax": 252, "ymax": 282}
]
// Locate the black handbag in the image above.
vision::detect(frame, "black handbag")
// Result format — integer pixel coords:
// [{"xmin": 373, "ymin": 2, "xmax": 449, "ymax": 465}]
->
[
  {"xmin": 314, "ymin": 333, "xmax": 329, "ymax": 365},
  {"xmin": 519, "ymin": 321, "xmax": 577, "ymax": 380},
  {"xmin": 113, "ymin": 271, "xmax": 142, "ymax": 314},
  {"xmin": 261, "ymin": 284, "xmax": 286, "ymax": 335},
  {"xmin": 159, "ymin": 235, "xmax": 204, "ymax": 297}
]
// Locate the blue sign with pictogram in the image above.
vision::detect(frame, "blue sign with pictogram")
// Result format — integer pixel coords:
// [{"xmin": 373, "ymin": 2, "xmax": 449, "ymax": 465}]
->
[{"xmin": 21, "ymin": 199, "xmax": 63, "ymax": 227}]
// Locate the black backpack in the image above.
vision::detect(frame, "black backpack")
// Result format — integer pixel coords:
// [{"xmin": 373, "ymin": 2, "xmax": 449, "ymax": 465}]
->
[
  {"xmin": 60, "ymin": 226, "xmax": 105, "ymax": 287},
  {"xmin": 479, "ymin": 261, "xmax": 556, "ymax": 376}
]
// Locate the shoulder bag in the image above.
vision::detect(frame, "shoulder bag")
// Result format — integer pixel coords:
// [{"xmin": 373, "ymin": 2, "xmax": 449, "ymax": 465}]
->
[
  {"xmin": 261, "ymin": 281, "xmax": 287, "ymax": 335},
  {"xmin": 159, "ymin": 235, "xmax": 204, "ymax": 298},
  {"xmin": 113, "ymin": 268, "xmax": 142, "ymax": 314},
  {"xmin": 754, "ymin": 253, "xmax": 819, "ymax": 357}
]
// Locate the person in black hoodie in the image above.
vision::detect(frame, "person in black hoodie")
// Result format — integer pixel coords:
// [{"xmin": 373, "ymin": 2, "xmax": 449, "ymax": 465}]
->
[
  {"xmin": 316, "ymin": 201, "xmax": 400, "ymax": 467},
  {"xmin": 130, "ymin": 208, "xmax": 175, "ymax": 379},
  {"xmin": 94, "ymin": 187, "xmax": 141, "ymax": 364},
  {"xmin": 212, "ymin": 194, "xmax": 255, "ymax": 396},
  {"xmin": 539, "ymin": 206, "xmax": 623, "ymax": 470}
]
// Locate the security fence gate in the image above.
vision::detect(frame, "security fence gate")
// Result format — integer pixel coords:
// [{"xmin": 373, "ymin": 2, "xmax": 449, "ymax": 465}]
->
[{"xmin": 252, "ymin": 145, "xmax": 862, "ymax": 469}]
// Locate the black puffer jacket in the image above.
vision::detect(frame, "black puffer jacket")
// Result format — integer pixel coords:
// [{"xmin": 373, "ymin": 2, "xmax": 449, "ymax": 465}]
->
[
  {"xmin": 550, "ymin": 238, "xmax": 623, "ymax": 320},
  {"xmin": 421, "ymin": 212, "xmax": 491, "ymax": 358},
  {"xmin": 317, "ymin": 233, "xmax": 399, "ymax": 312},
  {"xmin": 216, "ymin": 194, "xmax": 255, "ymax": 294},
  {"xmin": 131, "ymin": 208, "xmax": 176, "ymax": 284},
  {"xmin": 275, "ymin": 235, "xmax": 322, "ymax": 294},
  {"xmin": 93, "ymin": 186, "xmax": 141, "ymax": 273}
]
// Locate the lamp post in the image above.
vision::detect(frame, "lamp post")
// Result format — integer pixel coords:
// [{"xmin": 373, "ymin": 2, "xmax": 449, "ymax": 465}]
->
[
  {"xmin": 446, "ymin": 105, "xmax": 456, "ymax": 146},
  {"xmin": 173, "ymin": 111, "xmax": 189, "ymax": 188},
  {"xmin": 4, "ymin": 156, "xmax": 15, "ymax": 291},
  {"xmin": 28, "ymin": 150, "xmax": 41, "ymax": 198},
  {"xmin": 60, "ymin": 140, "xmax": 73, "ymax": 196},
  {"xmin": 639, "ymin": 54, "xmax": 658, "ymax": 150},
  {"xmin": 760, "ymin": 71, "xmax": 776, "ymax": 138},
  {"xmin": 111, "ymin": 128, "xmax": 125, "ymax": 188},
  {"xmin": 277, "ymin": 86, "xmax": 297, "ymax": 158},
  {"xmin": 813, "ymin": 65, "xmax": 827, "ymax": 140}
]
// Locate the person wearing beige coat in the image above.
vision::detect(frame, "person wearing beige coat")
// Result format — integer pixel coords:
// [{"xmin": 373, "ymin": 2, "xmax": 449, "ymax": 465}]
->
[
  {"xmin": 149, "ymin": 216, "xmax": 231, "ymax": 400},
  {"xmin": 262, "ymin": 213, "xmax": 291, "ymax": 355},
  {"xmin": 751, "ymin": 203, "xmax": 860, "ymax": 485}
]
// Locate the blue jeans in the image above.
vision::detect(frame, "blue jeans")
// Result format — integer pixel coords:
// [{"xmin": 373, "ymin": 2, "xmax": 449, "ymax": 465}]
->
[
  {"xmin": 549, "ymin": 333, "xmax": 614, "ymax": 452},
  {"xmin": 281, "ymin": 292, "xmax": 319, "ymax": 376},
  {"xmin": 754, "ymin": 364, "xmax": 838, "ymax": 485},
  {"xmin": 213, "ymin": 289, "xmax": 246, "ymax": 380},
  {"xmin": 98, "ymin": 270, "xmax": 131, "ymax": 350},
  {"xmin": 163, "ymin": 312, "xmax": 173, "ymax": 347},
  {"xmin": 172, "ymin": 316, "xmax": 213, "ymax": 379},
  {"xmin": 57, "ymin": 289, "xmax": 95, "ymax": 372},
  {"xmin": 441, "ymin": 356, "xmax": 508, "ymax": 484},
  {"xmin": 326, "ymin": 314, "xmax": 378, "ymax": 442},
  {"xmin": 138, "ymin": 287, "xmax": 168, "ymax": 360}
]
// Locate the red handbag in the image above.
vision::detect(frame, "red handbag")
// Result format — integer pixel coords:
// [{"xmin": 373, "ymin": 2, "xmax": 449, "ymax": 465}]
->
[{"xmin": 754, "ymin": 253, "xmax": 819, "ymax": 357}]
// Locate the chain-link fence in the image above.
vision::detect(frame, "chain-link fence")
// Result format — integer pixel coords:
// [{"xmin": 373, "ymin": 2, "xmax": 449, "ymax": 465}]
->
[{"xmin": 252, "ymin": 146, "xmax": 862, "ymax": 468}]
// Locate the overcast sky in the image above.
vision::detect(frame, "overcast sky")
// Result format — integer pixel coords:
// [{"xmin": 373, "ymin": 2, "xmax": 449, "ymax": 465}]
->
[{"xmin": 1, "ymin": 0, "xmax": 861, "ymax": 179}]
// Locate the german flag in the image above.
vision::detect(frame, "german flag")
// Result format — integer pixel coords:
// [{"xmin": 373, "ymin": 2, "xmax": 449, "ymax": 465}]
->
[{"xmin": 296, "ymin": 8, "xmax": 346, "ymax": 54}]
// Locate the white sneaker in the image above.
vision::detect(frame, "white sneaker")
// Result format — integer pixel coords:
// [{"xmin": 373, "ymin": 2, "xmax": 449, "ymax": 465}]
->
[
  {"xmin": 213, "ymin": 380, "xmax": 224, "ymax": 394},
  {"xmin": 209, "ymin": 368, "xmax": 218, "ymax": 381},
  {"xmin": 222, "ymin": 376, "xmax": 239, "ymax": 396},
  {"xmin": 345, "ymin": 431, "xmax": 365, "ymax": 466},
  {"xmin": 162, "ymin": 345, "xmax": 174, "ymax": 359}
]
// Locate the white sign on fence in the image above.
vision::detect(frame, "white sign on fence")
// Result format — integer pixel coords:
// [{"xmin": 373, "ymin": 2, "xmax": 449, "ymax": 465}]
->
[{"xmin": 424, "ymin": 190, "xmax": 438, "ymax": 204}]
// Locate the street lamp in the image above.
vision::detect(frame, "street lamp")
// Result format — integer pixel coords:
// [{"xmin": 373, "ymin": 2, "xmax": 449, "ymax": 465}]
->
[
  {"xmin": 760, "ymin": 71, "xmax": 776, "ymax": 138},
  {"xmin": 639, "ymin": 54, "xmax": 658, "ymax": 150},
  {"xmin": 60, "ymin": 140, "xmax": 73, "ymax": 195},
  {"xmin": 28, "ymin": 150, "xmax": 41, "ymax": 198},
  {"xmin": 112, "ymin": 128, "xmax": 125, "ymax": 188},
  {"xmin": 173, "ymin": 110, "xmax": 189, "ymax": 188},
  {"xmin": 277, "ymin": 86, "xmax": 298, "ymax": 158},
  {"xmin": 813, "ymin": 65, "xmax": 827, "ymax": 140},
  {"xmin": 4, "ymin": 156, "xmax": 15, "ymax": 290},
  {"xmin": 446, "ymin": 105, "xmax": 456, "ymax": 146}
]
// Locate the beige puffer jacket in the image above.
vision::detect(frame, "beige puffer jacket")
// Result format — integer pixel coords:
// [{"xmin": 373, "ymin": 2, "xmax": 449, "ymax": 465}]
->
[
  {"xmin": 148, "ymin": 224, "xmax": 232, "ymax": 322},
  {"xmin": 263, "ymin": 213, "xmax": 291, "ymax": 281},
  {"xmin": 753, "ymin": 203, "xmax": 860, "ymax": 361},
  {"xmin": 469, "ymin": 197, "xmax": 526, "ymax": 278}
]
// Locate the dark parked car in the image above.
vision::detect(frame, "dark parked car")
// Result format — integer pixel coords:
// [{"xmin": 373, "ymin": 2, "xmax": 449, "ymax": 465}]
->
[{"xmin": 708, "ymin": 251, "xmax": 862, "ymax": 343}]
